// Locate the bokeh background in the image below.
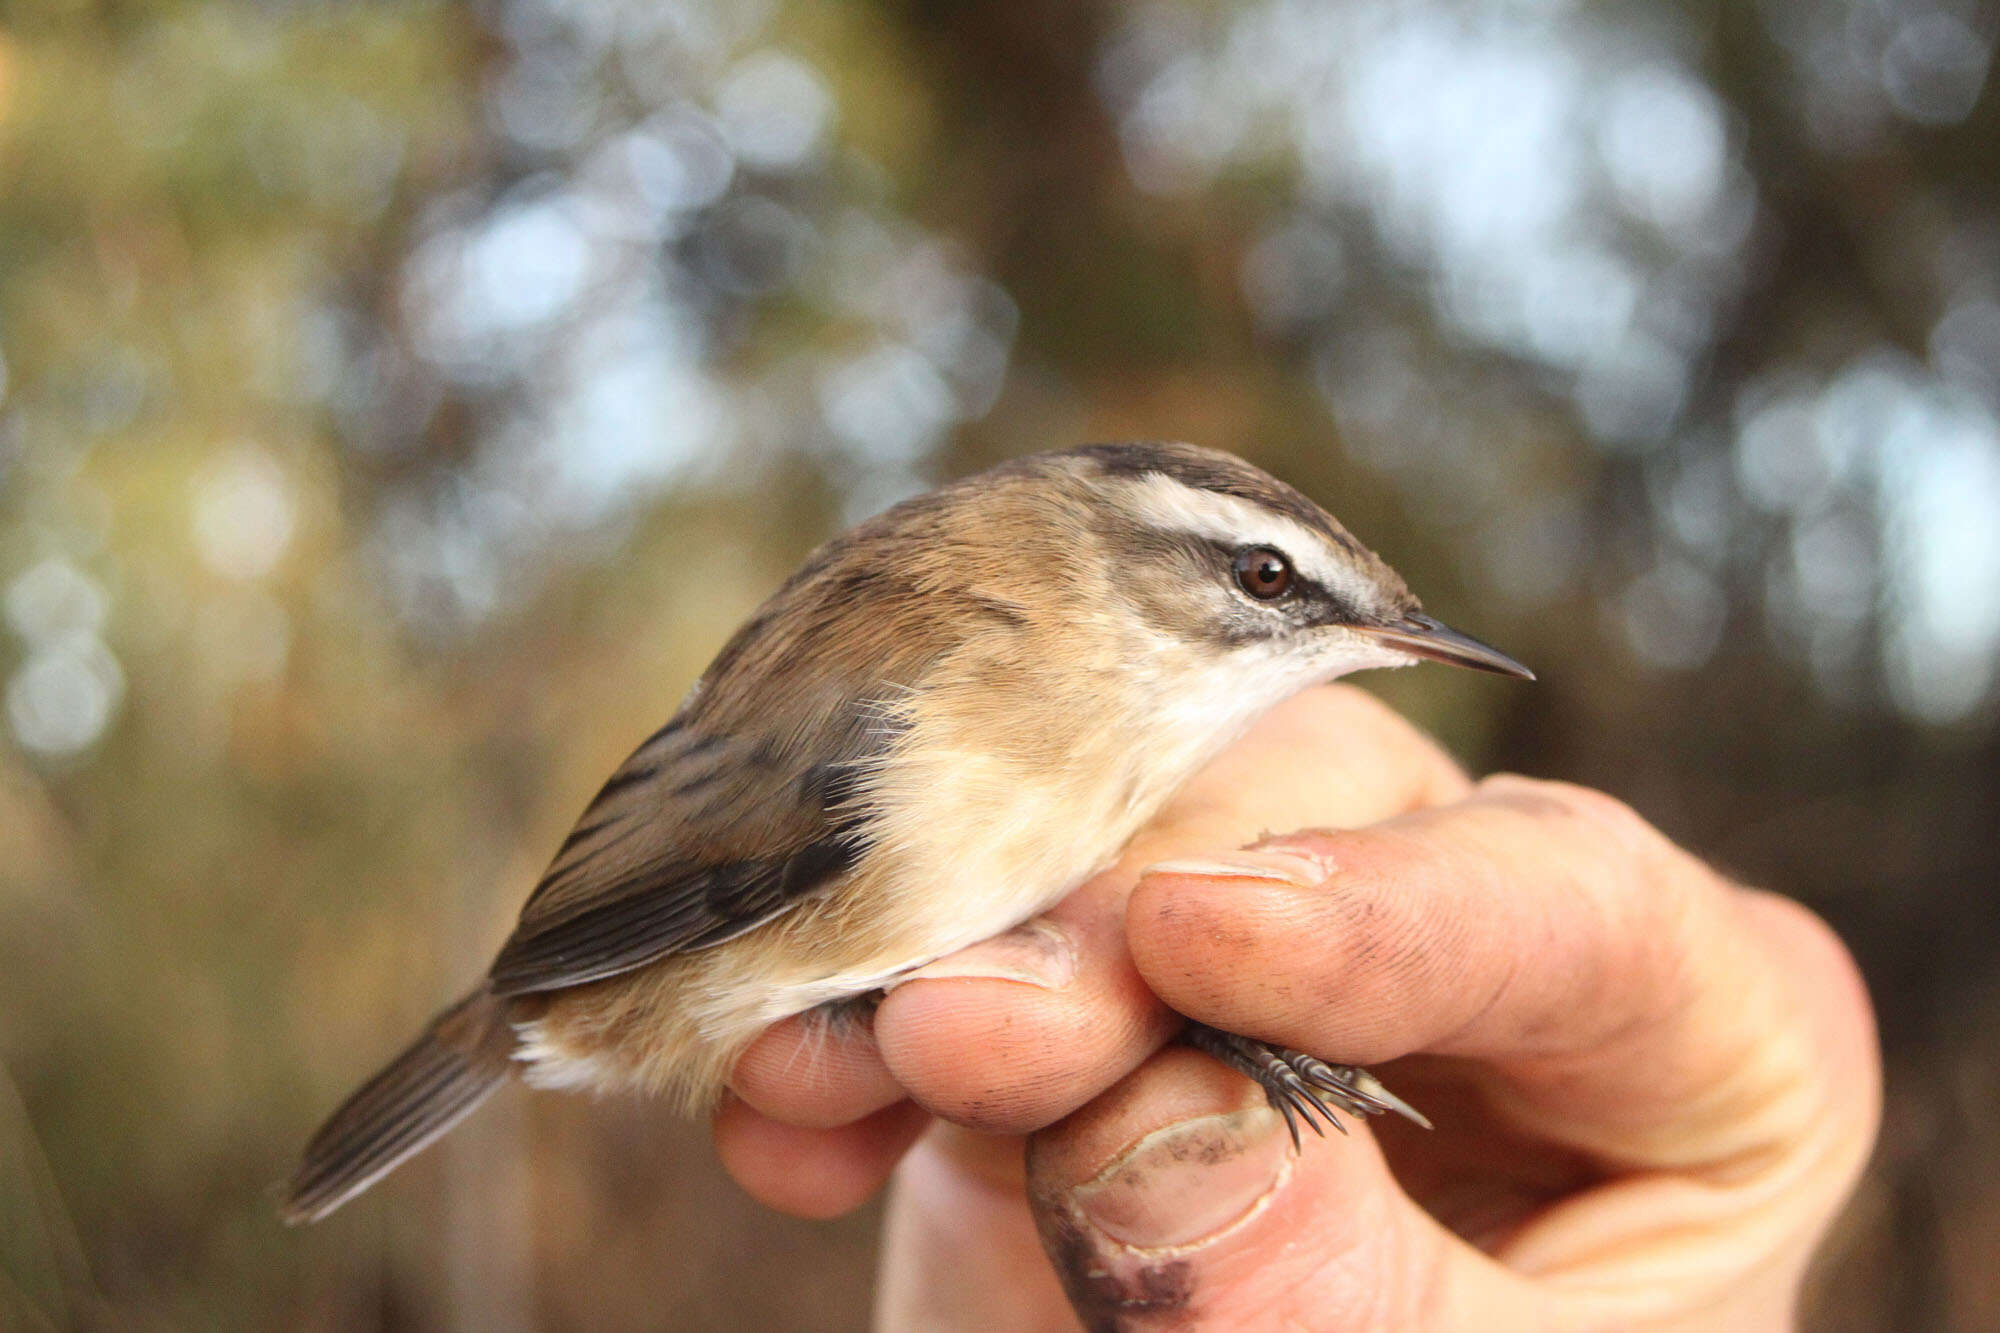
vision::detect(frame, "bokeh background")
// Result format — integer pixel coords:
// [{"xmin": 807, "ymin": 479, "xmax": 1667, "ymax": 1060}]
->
[{"xmin": 1, "ymin": 0, "xmax": 1996, "ymax": 1327}]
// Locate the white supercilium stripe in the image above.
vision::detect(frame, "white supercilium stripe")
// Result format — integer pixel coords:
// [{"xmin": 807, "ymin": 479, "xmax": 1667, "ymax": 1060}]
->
[{"xmin": 1112, "ymin": 471, "xmax": 1387, "ymax": 618}]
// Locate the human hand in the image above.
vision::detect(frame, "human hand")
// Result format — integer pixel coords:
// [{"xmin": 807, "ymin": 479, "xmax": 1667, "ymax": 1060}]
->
[{"xmin": 710, "ymin": 686, "xmax": 1879, "ymax": 1330}]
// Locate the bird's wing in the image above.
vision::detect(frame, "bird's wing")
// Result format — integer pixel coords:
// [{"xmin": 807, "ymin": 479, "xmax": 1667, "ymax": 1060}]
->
[
  {"xmin": 485, "ymin": 472, "xmax": 1043, "ymax": 998},
  {"xmin": 487, "ymin": 706, "xmax": 892, "ymax": 996}
]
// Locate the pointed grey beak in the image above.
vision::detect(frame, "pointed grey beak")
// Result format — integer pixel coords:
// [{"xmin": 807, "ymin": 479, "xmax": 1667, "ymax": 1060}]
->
[{"xmin": 1358, "ymin": 612, "xmax": 1535, "ymax": 680}]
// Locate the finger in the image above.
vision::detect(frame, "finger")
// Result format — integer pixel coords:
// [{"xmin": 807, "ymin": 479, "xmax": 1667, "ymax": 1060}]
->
[
  {"xmin": 1027, "ymin": 1046, "xmax": 1545, "ymax": 1330},
  {"xmin": 730, "ymin": 1010, "xmax": 905, "ymax": 1129},
  {"xmin": 1128, "ymin": 775, "xmax": 1877, "ymax": 1165},
  {"xmin": 875, "ymin": 876, "xmax": 1175, "ymax": 1133},
  {"xmin": 876, "ymin": 1125, "xmax": 1079, "ymax": 1331},
  {"xmin": 711, "ymin": 1094, "xmax": 930, "ymax": 1219},
  {"xmin": 729, "ymin": 917, "xmax": 1092, "ymax": 1129},
  {"xmin": 873, "ymin": 685, "xmax": 1469, "ymax": 1135}
]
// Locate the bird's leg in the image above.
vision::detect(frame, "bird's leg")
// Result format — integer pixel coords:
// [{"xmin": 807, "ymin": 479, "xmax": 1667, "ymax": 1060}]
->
[
  {"xmin": 1180, "ymin": 1021, "xmax": 1432, "ymax": 1150},
  {"xmin": 812, "ymin": 990, "xmax": 885, "ymax": 1038}
]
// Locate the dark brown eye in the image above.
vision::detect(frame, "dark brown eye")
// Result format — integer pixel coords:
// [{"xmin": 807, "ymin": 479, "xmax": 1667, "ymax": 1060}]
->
[{"xmin": 1232, "ymin": 546, "xmax": 1294, "ymax": 600}]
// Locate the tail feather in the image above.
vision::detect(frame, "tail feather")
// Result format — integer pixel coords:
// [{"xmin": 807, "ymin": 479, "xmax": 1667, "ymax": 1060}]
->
[{"xmin": 280, "ymin": 989, "xmax": 514, "ymax": 1225}]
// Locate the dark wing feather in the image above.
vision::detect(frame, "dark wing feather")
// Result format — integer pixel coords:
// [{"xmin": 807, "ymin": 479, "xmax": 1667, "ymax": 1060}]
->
[
  {"xmin": 486, "ymin": 704, "xmax": 897, "ymax": 997},
  {"xmin": 281, "ymin": 990, "xmax": 513, "ymax": 1224},
  {"xmin": 487, "ymin": 830, "xmax": 861, "ymax": 995}
]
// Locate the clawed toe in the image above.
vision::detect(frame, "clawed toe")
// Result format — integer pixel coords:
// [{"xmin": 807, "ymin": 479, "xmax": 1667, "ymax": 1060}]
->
[{"xmin": 1180, "ymin": 1022, "xmax": 1431, "ymax": 1148}]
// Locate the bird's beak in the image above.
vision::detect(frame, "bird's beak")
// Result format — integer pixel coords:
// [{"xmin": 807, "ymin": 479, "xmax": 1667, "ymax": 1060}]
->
[{"xmin": 1357, "ymin": 613, "xmax": 1536, "ymax": 680}]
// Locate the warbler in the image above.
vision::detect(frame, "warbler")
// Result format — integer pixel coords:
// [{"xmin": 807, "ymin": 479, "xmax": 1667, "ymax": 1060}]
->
[{"xmin": 282, "ymin": 441, "xmax": 1530, "ymax": 1223}]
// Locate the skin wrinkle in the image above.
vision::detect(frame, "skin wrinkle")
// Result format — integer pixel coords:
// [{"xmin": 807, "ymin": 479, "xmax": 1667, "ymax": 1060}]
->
[
  {"xmin": 1483, "ymin": 886, "xmax": 1777, "ymax": 1155},
  {"xmin": 1459, "ymin": 883, "xmax": 1598, "ymax": 1056},
  {"xmin": 1541, "ymin": 896, "xmax": 1707, "ymax": 1085},
  {"xmin": 1650, "ymin": 1123, "xmax": 1855, "ymax": 1320},
  {"xmin": 1438, "ymin": 929, "xmax": 1525, "ymax": 1059},
  {"xmin": 1637, "ymin": 971, "xmax": 1821, "ymax": 1163},
  {"xmin": 1456, "ymin": 894, "xmax": 1864, "ymax": 1318},
  {"xmin": 1507, "ymin": 1104, "xmax": 1851, "ymax": 1321}
]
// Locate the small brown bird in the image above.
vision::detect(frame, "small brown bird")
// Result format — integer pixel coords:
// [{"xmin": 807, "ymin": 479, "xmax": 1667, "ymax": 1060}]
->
[{"xmin": 282, "ymin": 442, "xmax": 1530, "ymax": 1223}]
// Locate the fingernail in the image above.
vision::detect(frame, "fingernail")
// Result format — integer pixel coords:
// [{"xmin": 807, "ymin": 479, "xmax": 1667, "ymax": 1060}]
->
[
  {"xmin": 1072, "ymin": 1106, "xmax": 1291, "ymax": 1249},
  {"xmin": 892, "ymin": 918, "xmax": 1077, "ymax": 989},
  {"xmin": 1142, "ymin": 848, "xmax": 1332, "ymax": 888}
]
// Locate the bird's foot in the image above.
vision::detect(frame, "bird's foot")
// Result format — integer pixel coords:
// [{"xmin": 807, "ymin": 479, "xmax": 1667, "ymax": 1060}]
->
[
  {"xmin": 812, "ymin": 990, "xmax": 884, "ymax": 1037},
  {"xmin": 1180, "ymin": 1021, "xmax": 1432, "ymax": 1150}
]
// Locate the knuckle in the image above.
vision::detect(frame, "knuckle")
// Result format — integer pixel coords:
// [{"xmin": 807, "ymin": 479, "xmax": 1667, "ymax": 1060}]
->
[
  {"xmin": 1745, "ymin": 889, "xmax": 1870, "ymax": 1002},
  {"xmin": 1475, "ymin": 774, "xmax": 1665, "ymax": 856},
  {"xmin": 1553, "ymin": 782, "xmax": 1651, "ymax": 840},
  {"xmin": 1470, "ymin": 771, "xmax": 1572, "ymax": 816},
  {"xmin": 1472, "ymin": 774, "xmax": 1714, "ymax": 950}
]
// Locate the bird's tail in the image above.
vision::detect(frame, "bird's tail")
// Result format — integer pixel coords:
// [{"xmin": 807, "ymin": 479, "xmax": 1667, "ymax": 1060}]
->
[{"xmin": 279, "ymin": 987, "xmax": 515, "ymax": 1225}]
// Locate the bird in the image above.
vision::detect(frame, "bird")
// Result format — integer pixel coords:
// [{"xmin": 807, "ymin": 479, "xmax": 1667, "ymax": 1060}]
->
[{"xmin": 280, "ymin": 441, "xmax": 1532, "ymax": 1223}]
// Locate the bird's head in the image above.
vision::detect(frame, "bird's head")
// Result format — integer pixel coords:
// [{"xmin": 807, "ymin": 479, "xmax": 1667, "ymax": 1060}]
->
[{"xmin": 1027, "ymin": 442, "xmax": 1531, "ymax": 694}]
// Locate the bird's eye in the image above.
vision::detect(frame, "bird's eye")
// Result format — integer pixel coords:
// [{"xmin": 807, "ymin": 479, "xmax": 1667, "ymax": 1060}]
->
[{"xmin": 1232, "ymin": 547, "xmax": 1294, "ymax": 600}]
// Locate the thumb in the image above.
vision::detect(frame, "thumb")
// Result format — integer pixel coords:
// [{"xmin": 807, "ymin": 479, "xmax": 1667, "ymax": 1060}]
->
[{"xmin": 1026, "ymin": 1047, "xmax": 1549, "ymax": 1332}]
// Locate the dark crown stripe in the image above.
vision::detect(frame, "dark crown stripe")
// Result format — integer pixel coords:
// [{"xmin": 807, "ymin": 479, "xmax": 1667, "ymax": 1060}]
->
[{"xmin": 1071, "ymin": 442, "xmax": 1352, "ymax": 551}]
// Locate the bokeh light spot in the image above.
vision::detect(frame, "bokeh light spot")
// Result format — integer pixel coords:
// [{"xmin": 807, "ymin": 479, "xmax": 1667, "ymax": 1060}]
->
[{"xmin": 191, "ymin": 448, "xmax": 297, "ymax": 581}]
